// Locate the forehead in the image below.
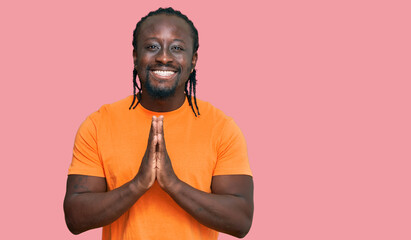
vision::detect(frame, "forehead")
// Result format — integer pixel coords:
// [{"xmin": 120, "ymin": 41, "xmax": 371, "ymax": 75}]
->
[{"xmin": 138, "ymin": 14, "xmax": 193, "ymax": 43}]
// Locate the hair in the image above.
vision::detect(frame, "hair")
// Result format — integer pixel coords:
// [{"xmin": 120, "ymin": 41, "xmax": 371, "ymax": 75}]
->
[{"xmin": 129, "ymin": 7, "xmax": 200, "ymax": 117}]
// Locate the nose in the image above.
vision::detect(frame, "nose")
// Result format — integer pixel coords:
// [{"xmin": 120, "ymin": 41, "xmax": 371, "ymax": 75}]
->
[{"xmin": 155, "ymin": 48, "xmax": 173, "ymax": 64}]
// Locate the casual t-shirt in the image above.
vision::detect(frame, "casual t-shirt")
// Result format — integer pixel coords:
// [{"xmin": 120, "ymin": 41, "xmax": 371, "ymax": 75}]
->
[{"xmin": 68, "ymin": 96, "xmax": 252, "ymax": 240}]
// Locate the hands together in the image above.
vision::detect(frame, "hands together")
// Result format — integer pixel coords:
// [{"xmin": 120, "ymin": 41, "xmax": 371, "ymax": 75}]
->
[{"xmin": 134, "ymin": 116, "xmax": 179, "ymax": 193}]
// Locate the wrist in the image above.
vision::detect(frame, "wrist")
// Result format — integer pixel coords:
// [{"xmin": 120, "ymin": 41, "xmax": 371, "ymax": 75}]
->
[
  {"xmin": 130, "ymin": 176, "xmax": 149, "ymax": 196},
  {"xmin": 163, "ymin": 176, "xmax": 182, "ymax": 195}
]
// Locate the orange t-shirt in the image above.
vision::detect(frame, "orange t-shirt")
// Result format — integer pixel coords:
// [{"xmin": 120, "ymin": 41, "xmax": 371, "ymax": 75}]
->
[{"xmin": 68, "ymin": 96, "xmax": 252, "ymax": 240}]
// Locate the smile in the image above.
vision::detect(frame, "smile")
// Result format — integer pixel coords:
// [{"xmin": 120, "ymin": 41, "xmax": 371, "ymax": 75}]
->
[{"xmin": 151, "ymin": 70, "xmax": 177, "ymax": 79}]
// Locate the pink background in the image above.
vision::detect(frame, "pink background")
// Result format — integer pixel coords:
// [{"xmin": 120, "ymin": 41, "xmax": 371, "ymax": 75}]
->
[{"xmin": 1, "ymin": 0, "xmax": 410, "ymax": 239}]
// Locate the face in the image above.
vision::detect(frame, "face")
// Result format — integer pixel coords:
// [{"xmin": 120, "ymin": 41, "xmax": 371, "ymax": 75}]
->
[{"xmin": 133, "ymin": 14, "xmax": 198, "ymax": 99}]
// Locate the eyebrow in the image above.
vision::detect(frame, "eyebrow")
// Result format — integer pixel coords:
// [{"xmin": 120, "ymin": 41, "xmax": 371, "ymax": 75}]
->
[
  {"xmin": 173, "ymin": 39, "xmax": 185, "ymax": 43},
  {"xmin": 144, "ymin": 37, "xmax": 186, "ymax": 43}
]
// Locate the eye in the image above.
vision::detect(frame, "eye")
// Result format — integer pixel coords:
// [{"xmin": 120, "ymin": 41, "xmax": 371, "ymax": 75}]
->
[
  {"xmin": 171, "ymin": 45, "xmax": 184, "ymax": 51},
  {"xmin": 146, "ymin": 45, "xmax": 159, "ymax": 50}
]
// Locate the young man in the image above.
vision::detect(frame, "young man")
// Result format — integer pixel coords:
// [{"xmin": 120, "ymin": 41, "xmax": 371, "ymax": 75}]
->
[{"xmin": 64, "ymin": 7, "xmax": 253, "ymax": 240}]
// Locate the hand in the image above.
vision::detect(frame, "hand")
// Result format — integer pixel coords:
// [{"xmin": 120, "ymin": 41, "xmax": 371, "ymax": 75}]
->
[
  {"xmin": 155, "ymin": 116, "xmax": 179, "ymax": 191},
  {"xmin": 133, "ymin": 116, "xmax": 158, "ymax": 192},
  {"xmin": 133, "ymin": 116, "xmax": 179, "ymax": 192}
]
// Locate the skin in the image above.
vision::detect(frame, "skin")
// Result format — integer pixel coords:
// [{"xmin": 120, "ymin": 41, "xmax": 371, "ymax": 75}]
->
[
  {"xmin": 64, "ymin": 14, "xmax": 254, "ymax": 238},
  {"xmin": 134, "ymin": 14, "xmax": 197, "ymax": 112}
]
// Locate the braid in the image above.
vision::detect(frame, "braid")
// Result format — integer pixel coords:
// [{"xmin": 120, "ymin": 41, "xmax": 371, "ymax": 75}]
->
[
  {"xmin": 129, "ymin": 68, "xmax": 142, "ymax": 109},
  {"xmin": 184, "ymin": 69, "xmax": 200, "ymax": 117},
  {"xmin": 130, "ymin": 7, "xmax": 200, "ymax": 116},
  {"xmin": 185, "ymin": 72, "xmax": 196, "ymax": 117},
  {"xmin": 191, "ymin": 69, "xmax": 200, "ymax": 115}
]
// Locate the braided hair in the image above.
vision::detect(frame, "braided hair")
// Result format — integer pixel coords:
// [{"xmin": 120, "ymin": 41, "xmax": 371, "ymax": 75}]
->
[{"xmin": 129, "ymin": 7, "xmax": 200, "ymax": 117}]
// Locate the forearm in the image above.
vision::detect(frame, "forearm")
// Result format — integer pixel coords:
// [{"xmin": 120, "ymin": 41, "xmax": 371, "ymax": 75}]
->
[
  {"xmin": 64, "ymin": 178, "xmax": 145, "ymax": 234},
  {"xmin": 166, "ymin": 180, "xmax": 253, "ymax": 238}
]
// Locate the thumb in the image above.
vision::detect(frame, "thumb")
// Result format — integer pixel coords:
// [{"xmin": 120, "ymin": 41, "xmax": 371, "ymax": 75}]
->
[
  {"xmin": 157, "ymin": 116, "xmax": 166, "ymax": 153},
  {"xmin": 157, "ymin": 133, "xmax": 164, "ymax": 153},
  {"xmin": 147, "ymin": 116, "xmax": 157, "ymax": 147},
  {"xmin": 150, "ymin": 134, "xmax": 158, "ymax": 155}
]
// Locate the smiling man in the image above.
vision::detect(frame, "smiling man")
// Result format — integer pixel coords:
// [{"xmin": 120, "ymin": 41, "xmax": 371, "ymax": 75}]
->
[{"xmin": 64, "ymin": 7, "xmax": 253, "ymax": 240}]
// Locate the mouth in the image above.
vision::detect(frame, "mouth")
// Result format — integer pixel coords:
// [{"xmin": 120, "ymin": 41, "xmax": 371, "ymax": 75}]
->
[{"xmin": 150, "ymin": 70, "xmax": 177, "ymax": 80}]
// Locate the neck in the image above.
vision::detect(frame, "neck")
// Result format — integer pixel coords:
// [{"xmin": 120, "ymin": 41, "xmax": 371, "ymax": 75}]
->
[{"xmin": 139, "ymin": 91, "xmax": 186, "ymax": 112}]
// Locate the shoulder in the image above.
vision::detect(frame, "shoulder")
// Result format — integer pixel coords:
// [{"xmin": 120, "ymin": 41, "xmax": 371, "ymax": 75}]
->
[
  {"xmin": 196, "ymin": 99, "xmax": 232, "ymax": 122},
  {"xmin": 86, "ymin": 95, "xmax": 134, "ymax": 125},
  {"xmin": 99, "ymin": 95, "xmax": 134, "ymax": 114},
  {"xmin": 194, "ymin": 99, "xmax": 239, "ymax": 134}
]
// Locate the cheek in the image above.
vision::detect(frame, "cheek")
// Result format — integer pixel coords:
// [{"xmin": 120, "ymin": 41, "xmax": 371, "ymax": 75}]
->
[
  {"xmin": 136, "ymin": 64, "xmax": 148, "ymax": 82},
  {"xmin": 136, "ymin": 66, "xmax": 145, "ymax": 78},
  {"xmin": 136, "ymin": 57, "xmax": 150, "ymax": 73},
  {"xmin": 180, "ymin": 57, "xmax": 193, "ymax": 71}
]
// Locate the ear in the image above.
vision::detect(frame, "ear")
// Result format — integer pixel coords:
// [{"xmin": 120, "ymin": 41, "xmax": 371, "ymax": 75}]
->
[
  {"xmin": 133, "ymin": 50, "xmax": 137, "ymax": 66},
  {"xmin": 191, "ymin": 52, "xmax": 198, "ymax": 70}
]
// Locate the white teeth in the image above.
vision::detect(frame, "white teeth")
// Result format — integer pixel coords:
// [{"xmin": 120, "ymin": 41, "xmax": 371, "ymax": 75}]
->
[{"xmin": 153, "ymin": 70, "xmax": 175, "ymax": 77}]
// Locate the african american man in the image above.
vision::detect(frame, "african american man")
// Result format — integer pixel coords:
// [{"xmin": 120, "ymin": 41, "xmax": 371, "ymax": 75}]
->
[{"xmin": 64, "ymin": 7, "xmax": 253, "ymax": 240}]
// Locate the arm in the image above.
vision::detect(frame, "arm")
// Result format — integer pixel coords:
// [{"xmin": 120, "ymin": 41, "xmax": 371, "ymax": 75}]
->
[
  {"xmin": 63, "ymin": 175, "xmax": 145, "ymax": 234},
  {"xmin": 64, "ymin": 117, "xmax": 159, "ymax": 234},
  {"xmin": 155, "ymin": 116, "xmax": 254, "ymax": 238},
  {"xmin": 166, "ymin": 175, "xmax": 254, "ymax": 238}
]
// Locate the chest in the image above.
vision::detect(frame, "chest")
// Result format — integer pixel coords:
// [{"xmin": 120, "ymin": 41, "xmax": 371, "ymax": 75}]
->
[{"xmin": 98, "ymin": 118, "xmax": 217, "ymax": 192}]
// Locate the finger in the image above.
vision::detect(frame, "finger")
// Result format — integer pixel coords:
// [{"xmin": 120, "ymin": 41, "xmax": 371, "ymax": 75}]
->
[
  {"xmin": 151, "ymin": 135, "xmax": 158, "ymax": 169},
  {"xmin": 154, "ymin": 115, "xmax": 160, "ymax": 135},
  {"xmin": 156, "ymin": 134, "xmax": 164, "ymax": 171},
  {"xmin": 158, "ymin": 115, "xmax": 164, "ymax": 136},
  {"xmin": 150, "ymin": 116, "xmax": 157, "ymax": 135},
  {"xmin": 147, "ymin": 116, "xmax": 157, "ymax": 144},
  {"xmin": 150, "ymin": 135, "xmax": 158, "ymax": 155},
  {"xmin": 157, "ymin": 133, "xmax": 167, "ymax": 160},
  {"xmin": 157, "ymin": 132, "xmax": 164, "ymax": 153},
  {"xmin": 158, "ymin": 116, "xmax": 166, "ymax": 150},
  {"xmin": 151, "ymin": 116, "xmax": 157, "ymax": 126}
]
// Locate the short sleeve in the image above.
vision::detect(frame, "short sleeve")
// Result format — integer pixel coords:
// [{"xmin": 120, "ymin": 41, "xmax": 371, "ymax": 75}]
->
[
  {"xmin": 68, "ymin": 113, "xmax": 105, "ymax": 177},
  {"xmin": 213, "ymin": 119, "xmax": 252, "ymax": 176}
]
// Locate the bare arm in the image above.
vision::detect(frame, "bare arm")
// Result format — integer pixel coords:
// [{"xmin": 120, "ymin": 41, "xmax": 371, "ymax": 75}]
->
[
  {"xmin": 63, "ymin": 175, "xmax": 146, "ymax": 234},
  {"xmin": 65, "ymin": 116, "xmax": 253, "ymax": 237},
  {"xmin": 155, "ymin": 116, "xmax": 254, "ymax": 238},
  {"xmin": 64, "ymin": 118, "xmax": 159, "ymax": 234},
  {"xmin": 165, "ymin": 175, "xmax": 254, "ymax": 238}
]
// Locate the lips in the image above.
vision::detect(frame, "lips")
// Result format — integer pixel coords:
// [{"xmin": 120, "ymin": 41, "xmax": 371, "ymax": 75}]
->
[
  {"xmin": 152, "ymin": 70, "xmax": 175, "ymax": 77},
  {"xmin": 150, "ymin": 69, "xmax": 178, "ymax": 80}
]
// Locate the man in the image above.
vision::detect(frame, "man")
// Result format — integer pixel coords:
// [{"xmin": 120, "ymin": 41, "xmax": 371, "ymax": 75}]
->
[{"xmin": 64, "ymin": 7, "xmax": 253, "ymax": 240}]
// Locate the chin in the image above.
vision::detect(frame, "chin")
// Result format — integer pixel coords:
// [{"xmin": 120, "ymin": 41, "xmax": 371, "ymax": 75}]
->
[
  {"xmin": 144, "ymin": 72, "xmax": 181, "ymax": 99},
  {"xmin": 145, "ymin": 82, "xmax": 178, "ymax": 99}
]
